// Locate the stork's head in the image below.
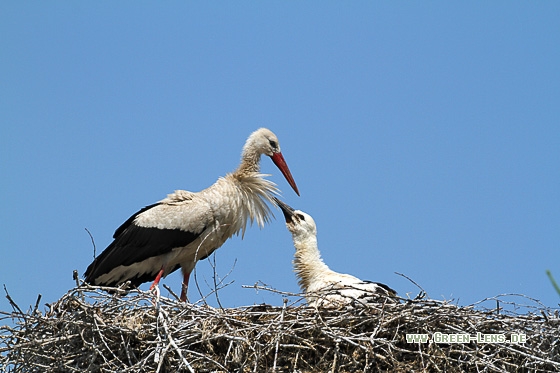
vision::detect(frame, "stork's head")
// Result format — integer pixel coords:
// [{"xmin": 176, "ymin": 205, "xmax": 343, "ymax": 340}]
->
[
  {"xmin": 244, "ymin": 128, "xmax": 300, "ymax": 196},
  {"xmin": 274, "ymin": 198, "xmax": 317, "ymax": 237}
]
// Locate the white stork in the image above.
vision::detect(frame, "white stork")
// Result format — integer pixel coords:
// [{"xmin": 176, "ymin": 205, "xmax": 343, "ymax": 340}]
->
[
  {"xmin": 275, "ymin": 199, "xmax": 397, "ymax": 308},
  {"xmin": 84, "ymin": 128, "xmax": 299, "ymax": 301}
]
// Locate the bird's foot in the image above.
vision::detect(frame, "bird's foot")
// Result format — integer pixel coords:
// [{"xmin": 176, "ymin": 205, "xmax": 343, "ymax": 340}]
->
[{"xmin": 150, "ymin": 284, "xmax": 161, "ymax": 306}]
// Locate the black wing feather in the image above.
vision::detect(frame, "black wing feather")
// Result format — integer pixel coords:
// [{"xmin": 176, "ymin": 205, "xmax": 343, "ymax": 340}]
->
[
  {"xmin": 84, "ymin": 204, "xmax": 205, "ymax": 287},
  {"xmin": 361, "ymin": 280, "xmax": 397, "ymax": 296},
  {"xmin": 113, "ymin": 203, "xmax": 160, "ymax": 238}
]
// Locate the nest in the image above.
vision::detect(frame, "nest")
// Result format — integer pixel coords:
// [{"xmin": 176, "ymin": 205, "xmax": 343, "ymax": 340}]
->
[{"xmin": 1, "ymin": 283, "xmax": 559, "ymax": 373}]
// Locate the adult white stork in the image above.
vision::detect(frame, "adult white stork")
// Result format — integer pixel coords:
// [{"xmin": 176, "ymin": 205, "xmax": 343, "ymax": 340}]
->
[
  {"xmin": 84, "ymin": 128, "xmax": 299, "ymax": 301},
  {"xmin": 275, "ymin": 199, "xmax": 397, "ymax": 308}
]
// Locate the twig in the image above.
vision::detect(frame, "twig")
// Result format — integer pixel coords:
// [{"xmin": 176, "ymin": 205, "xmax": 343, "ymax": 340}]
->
[
  {"xmin": 273, "ymin": 298, "xmax": 288, "ymax": 371},
  {"xmin": 242, "ymin": 283, "xmax": 305, "ymax": 298},
  {"xmin": 156, "ymin": 307, "xmax": 195, "ymax": 373},
  {"xmin": 3, "ymin": 285, "xmax": 24, "ymax": 315},
  {"xmin": 162, "ymin": 284, "xmax": 180, "ymax": 301},
  {"xmin": 330, "ymin": 339, "xmax": 339, "ymax": 373},
  {"xmin": 394, "ymin": 272, "xmax": 426, "ymax": 297},
  {"xmin": 84, "ymin": 227, "xmax": 97, "ymax": 259},
  {"xmin": 32, "ymin": 293, "xmax": 42, "ymax": 315}
]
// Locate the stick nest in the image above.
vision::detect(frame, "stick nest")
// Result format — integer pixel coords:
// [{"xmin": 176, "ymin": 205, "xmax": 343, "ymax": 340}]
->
[{"xmin": 1, "ymin": 285, "xmax": 559, "ymax": 372}]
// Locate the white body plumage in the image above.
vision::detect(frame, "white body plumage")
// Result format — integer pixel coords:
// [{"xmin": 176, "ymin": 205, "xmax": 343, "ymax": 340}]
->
[
  {"xmin": 85, "ymin": 128, "xmax": 299, "ymax": 301},
  {"xmin": 276, "ymin": 199, "xmax": 397, "ymax": 308}
]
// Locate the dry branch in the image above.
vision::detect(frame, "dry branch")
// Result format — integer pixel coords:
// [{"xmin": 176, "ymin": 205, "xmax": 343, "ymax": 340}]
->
[{"xmin": 1, "ymin": 285, "xmax": 559, "ymax": 372}]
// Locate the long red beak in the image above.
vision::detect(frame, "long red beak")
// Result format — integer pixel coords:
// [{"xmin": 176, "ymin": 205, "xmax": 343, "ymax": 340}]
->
[{"xmin": 271, "ymin": 152, "xmax": 300, "ymax": 196}]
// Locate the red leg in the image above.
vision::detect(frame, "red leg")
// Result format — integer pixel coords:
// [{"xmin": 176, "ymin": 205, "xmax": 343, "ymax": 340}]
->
[
  {"xmin": 180, "ymin": 271, "xmax": 190, "ymax": 302},
  {"xmin": 150, "ymin": 267, "xmax": 165, "ymax": 290}
]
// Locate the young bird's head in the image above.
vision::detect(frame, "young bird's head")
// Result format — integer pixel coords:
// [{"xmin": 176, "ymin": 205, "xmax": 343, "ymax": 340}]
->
[{"xmin": 274, "ymin": 198, "xmax": 317, "ymax": 237}]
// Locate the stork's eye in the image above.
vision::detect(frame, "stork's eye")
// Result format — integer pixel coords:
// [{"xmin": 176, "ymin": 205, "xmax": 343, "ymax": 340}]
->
[
  {"xmin": 296, "ymin": 213, "xmax": 305, "ymax": 220},
  {"xmin": 268, "ymin": 139, "xmax": 278, "ymax": 149}
]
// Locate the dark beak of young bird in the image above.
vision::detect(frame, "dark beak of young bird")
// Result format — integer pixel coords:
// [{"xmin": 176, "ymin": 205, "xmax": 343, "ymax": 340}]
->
[{"xmin": 274, "ymin": 197, "xmax": 296, "ymax": 223}]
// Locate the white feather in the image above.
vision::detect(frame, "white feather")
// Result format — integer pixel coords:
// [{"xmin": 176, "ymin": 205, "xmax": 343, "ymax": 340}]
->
[{"xmin": 280, "ymin": 208, "xmax": 396, "ymax": 308}]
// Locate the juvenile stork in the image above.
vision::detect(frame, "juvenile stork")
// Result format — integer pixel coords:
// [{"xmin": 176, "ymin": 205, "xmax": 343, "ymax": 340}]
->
[
  {"xmin": 84, "ymin": 128, "xmax": 299, "ymax": 301},
  {"xmin": 275, "ymin": 199, "xmax": 396, "ymax": 308}
]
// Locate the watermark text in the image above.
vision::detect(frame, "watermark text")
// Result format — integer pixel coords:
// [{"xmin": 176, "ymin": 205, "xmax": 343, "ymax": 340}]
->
[{"xmin": 406, "ymin": 332, "xmax": 526, "ymax": 344}]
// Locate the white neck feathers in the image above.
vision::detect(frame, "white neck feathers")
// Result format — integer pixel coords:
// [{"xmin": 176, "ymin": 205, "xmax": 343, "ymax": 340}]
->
[{"xmin": 292, "ymin": 235, "xmax": 332, "ymax": 292}]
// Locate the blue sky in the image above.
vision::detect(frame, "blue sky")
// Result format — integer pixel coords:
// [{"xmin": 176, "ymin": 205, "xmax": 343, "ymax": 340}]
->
[{"xmin": 1, "ymin": 2, "xmax": 559, "ymax": 313}]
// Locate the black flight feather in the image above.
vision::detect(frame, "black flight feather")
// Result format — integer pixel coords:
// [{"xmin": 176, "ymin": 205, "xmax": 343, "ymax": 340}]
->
[
  {"xmin": 361, "ymin": 280, "xmax": 397, "ymax": 296},
  {"xmin": 84, "ymin": 204, "xmax": 205, "ymax": 287}
]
